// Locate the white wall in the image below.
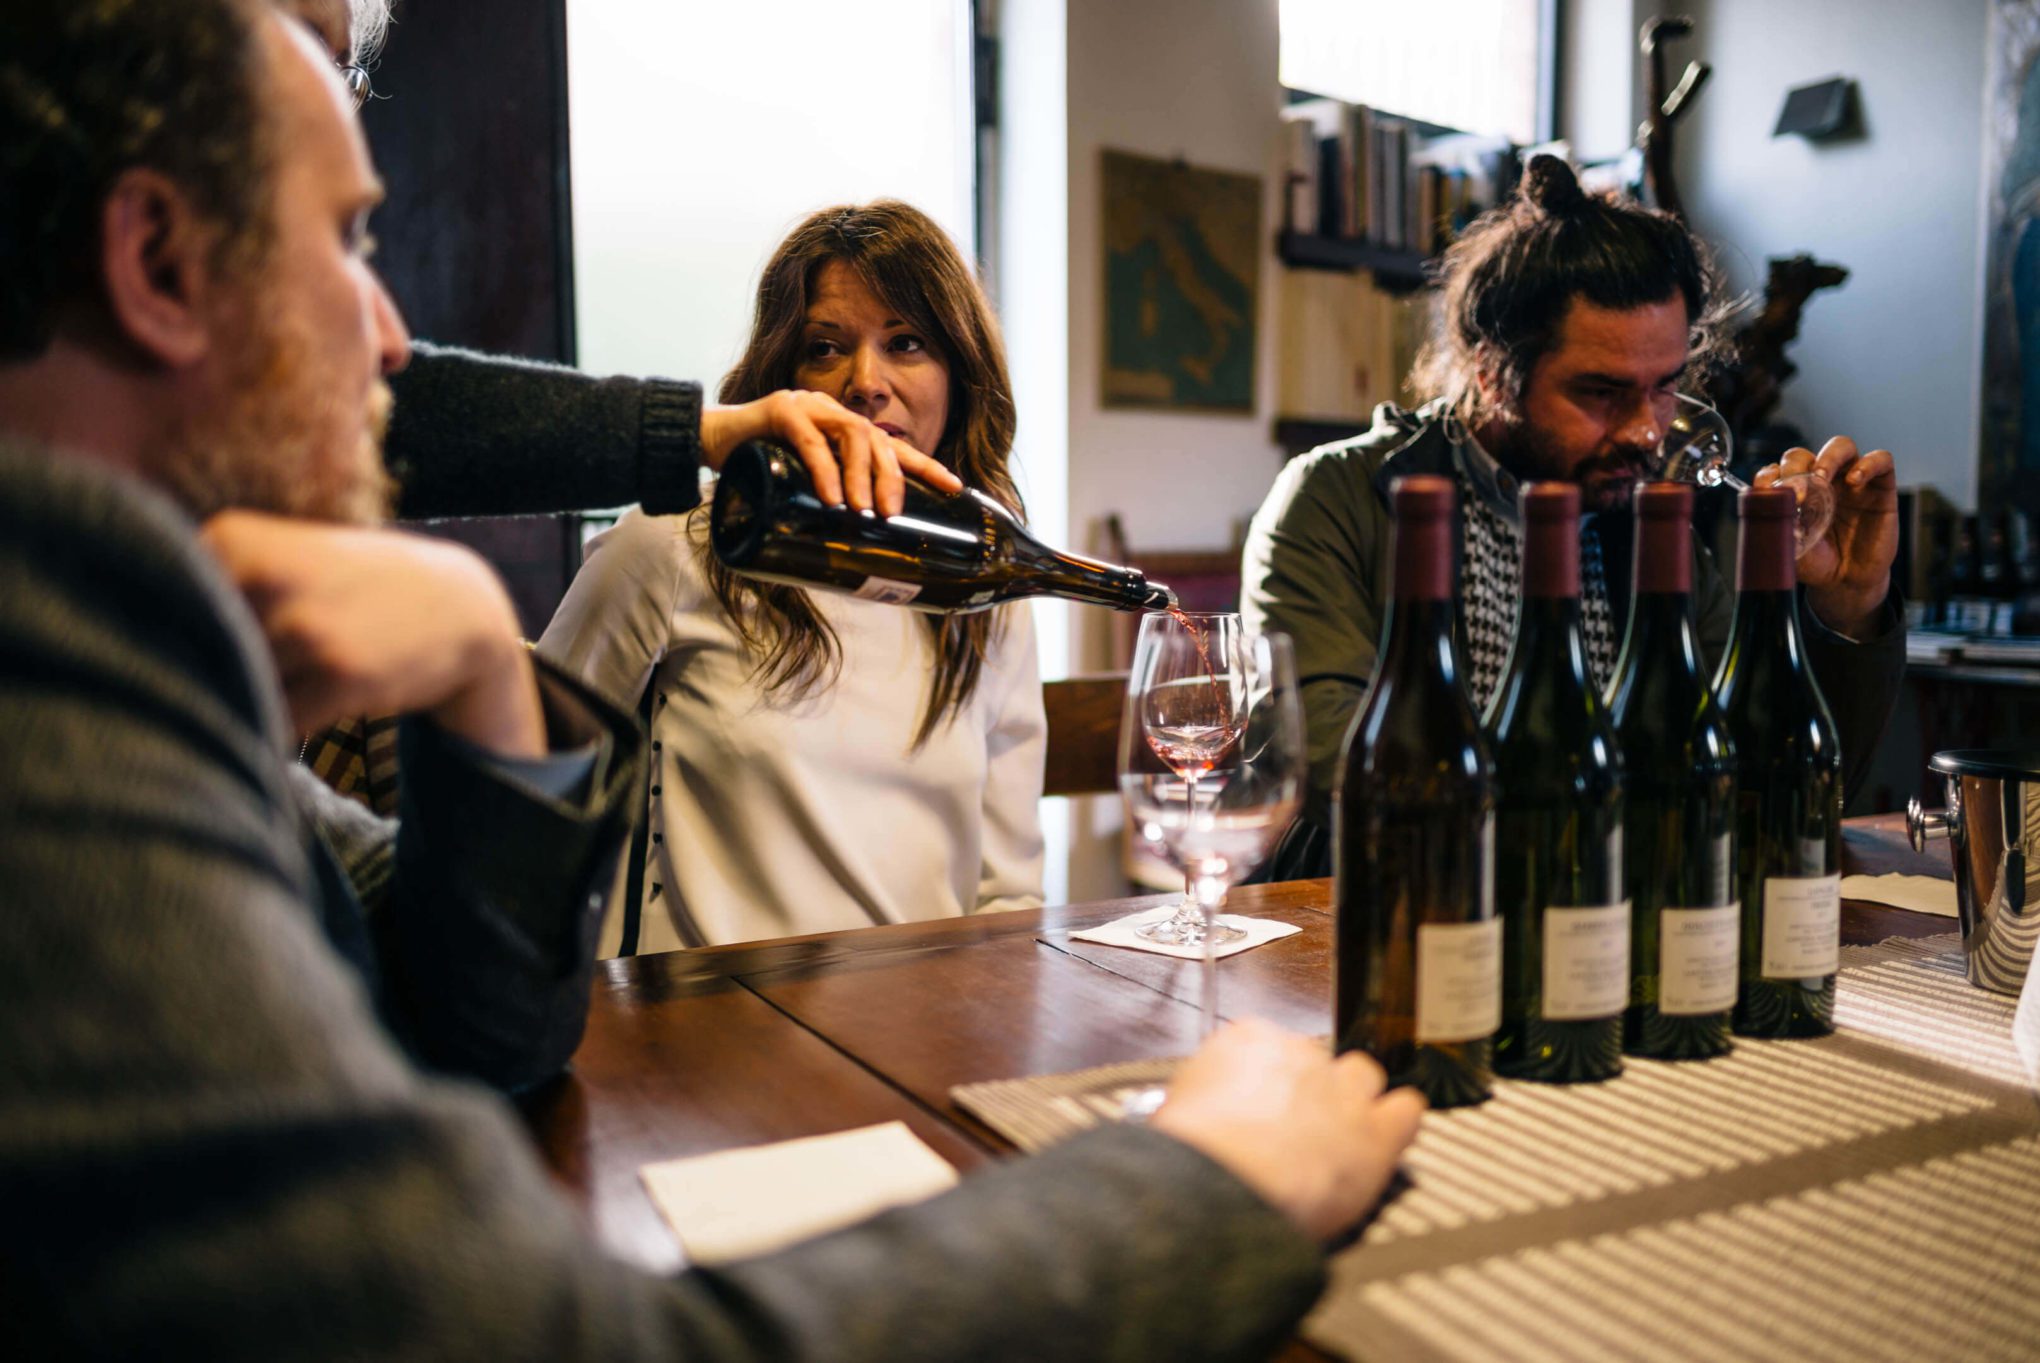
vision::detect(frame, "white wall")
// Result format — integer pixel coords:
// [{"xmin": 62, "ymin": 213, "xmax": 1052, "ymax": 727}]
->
[
  {"xmin": 1673, "ymin": 0, "xmax": 1990, "ymax": 506},
  {"xmin": 997, "ymin": 0, "xmax": 1074, "ymax": 901},
  {"xmin": 1064, "ymin": 0, "xmax": 1286, "ymax": 595},
  {"xmin": 1054, "ymin": 0, "xmax": 1289, "ymax": 897}
]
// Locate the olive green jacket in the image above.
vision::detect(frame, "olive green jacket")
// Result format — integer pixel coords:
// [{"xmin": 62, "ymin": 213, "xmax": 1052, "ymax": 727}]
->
[{"xmin": 1241, "ymin": 403, "xmax": 1905, "ymax": 871}]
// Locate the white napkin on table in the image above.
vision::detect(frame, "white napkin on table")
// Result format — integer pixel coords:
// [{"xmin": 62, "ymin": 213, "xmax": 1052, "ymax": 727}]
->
[
  {"xmin": 1069, "ymin": 905, "xmax": 1302, "ymax": 959},
  {"xmin": 1838, "ymin": 873, "xmax": 1959, "ymax": 918},
  {"xmin": 640, "ymin": 1122, "xmax": 958, "ymax": 1267}
]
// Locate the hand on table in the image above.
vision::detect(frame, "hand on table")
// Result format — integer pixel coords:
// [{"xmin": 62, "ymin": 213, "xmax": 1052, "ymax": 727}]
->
[
  {"xmin": 200, "ymin": 511, "xmax": 544, "ymax": 759},
  {"xmin": 1151, "ymin": 1017, "xmax": 1426, "ymax": 1243},
  {"xmin": 699, "ymin": 389, "xmax": 962, "ymax": 517},
  {"xmin": 1754, "ymin": 436, "xmax": 1898, "ymax": 639}
]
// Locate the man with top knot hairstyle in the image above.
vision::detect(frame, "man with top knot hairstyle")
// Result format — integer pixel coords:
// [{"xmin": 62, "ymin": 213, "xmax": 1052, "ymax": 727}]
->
[{"xmin": 1244, "ymin": 155, "xmax": 1904, "ymax": 876}]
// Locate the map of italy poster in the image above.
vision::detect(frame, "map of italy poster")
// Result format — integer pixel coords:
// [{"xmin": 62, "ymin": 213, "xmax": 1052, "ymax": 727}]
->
[{"xmin": 1101, "ymin": 150, "xmax": 1261, "ymax": 412}]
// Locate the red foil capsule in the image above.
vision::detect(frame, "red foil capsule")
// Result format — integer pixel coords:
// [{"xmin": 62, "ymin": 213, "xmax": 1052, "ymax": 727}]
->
[
  {"xmin": 1634, "ymin": 482, "xmax": 1694, "ymax": 595},
  {"xmin": 1390, "ymin": 475, "xmax": 1456, "ymax": 603},
  {"xmin": 1737, "ymin": 487, "xmax": 1797, "ymax": 593},
  {"xmin": 1521, "ymin": 482, "xmax": 1581, "ymax": 599}
]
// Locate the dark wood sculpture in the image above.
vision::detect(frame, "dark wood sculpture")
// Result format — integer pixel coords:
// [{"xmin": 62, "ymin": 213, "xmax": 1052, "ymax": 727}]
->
[
  {"xmin": 1630, "ymin": 18, "xmax": 1847, "ymax": 466},
  {"xmin": 1638, "ymin": 16, "xmax": 1711, "ymax": 220},
  {"xmin": 1704, "ymin": 255, "xmax": 1852, "ymax": 454}
]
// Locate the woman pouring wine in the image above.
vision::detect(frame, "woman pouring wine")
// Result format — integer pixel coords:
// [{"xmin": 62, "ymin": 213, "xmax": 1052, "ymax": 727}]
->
[{"xmin": 541, "ymin": 201, "xmax": 1046, "ymax": 950}]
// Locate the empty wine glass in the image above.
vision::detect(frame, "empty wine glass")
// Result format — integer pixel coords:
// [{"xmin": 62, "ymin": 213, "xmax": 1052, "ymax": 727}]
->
[
  {"xmin": 1125, "ymin": 611, "xmax": 1249, "ymax": 947},
  {"xmin": 1649, "ymin": 393, "xmax": 1835, "ymax": 553},
  {"xmin": 1119, "ymin": 631, "xmax": 1305, "ymax": 1038}
]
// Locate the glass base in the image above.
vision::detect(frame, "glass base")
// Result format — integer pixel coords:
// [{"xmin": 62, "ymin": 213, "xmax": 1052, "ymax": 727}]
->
[
  {"xmin": 1133, "ymin": 901, "xmax": 1247, "ymax": 947},
  {"xmin": 1116, "ymin": 1083, "xmax": 1168, "ymax": 1123}
]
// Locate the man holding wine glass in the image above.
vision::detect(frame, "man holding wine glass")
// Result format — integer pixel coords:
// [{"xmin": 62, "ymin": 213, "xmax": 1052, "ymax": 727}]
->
[{"xmin": 1244, "ymin": 155, "xmax": 1905, "ymax": 875}]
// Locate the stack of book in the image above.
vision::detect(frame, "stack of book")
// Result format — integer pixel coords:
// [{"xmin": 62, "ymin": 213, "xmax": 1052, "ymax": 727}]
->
[{"xmin": 1280, "ymin": 96, "xmax": 1518, "ymax": 256}]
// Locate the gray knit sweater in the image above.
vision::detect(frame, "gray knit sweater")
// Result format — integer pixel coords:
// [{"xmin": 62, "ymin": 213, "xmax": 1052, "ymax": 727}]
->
[{"xmin": 0, "ymin": 444, "xmax": 1326, "ymax": 1361}]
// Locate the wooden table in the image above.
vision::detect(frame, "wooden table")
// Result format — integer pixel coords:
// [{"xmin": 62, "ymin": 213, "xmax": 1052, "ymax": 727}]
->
[{"xmin": 522, "ymin": 815, "xmax": 1961, "ymax": 1306}]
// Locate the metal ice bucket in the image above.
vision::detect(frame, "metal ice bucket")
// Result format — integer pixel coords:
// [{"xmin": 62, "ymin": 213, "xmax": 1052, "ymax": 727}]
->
[{"xmin": 1907, "ymin": 750, "xmax": 2040, "ymax": 995}]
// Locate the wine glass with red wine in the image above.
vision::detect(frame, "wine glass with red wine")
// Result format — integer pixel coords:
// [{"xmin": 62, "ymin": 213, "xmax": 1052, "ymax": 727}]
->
[
  {"xmin": 1123, "ymin": 611, "xmax": 1249, "ymax": 946},
  {"xmin": 1649, "ymin": 393, "xmax": 1835, "ymax": 553},
  {"xmin": 1113, "ymin": 630, "xmax": 1304, "ymax": 1117}
]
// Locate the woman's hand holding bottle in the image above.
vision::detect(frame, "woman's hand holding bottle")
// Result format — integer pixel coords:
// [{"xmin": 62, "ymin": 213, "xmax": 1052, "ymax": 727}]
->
[{"xmin": 700, "ymin": 389, "xmax": 962, "ymax": 517}]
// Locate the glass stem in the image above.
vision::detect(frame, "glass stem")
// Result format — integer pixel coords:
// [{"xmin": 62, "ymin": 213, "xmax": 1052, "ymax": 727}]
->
[
  {"xmin": 1176, "ymin": 770, "xmax": 1203, "ymax": 927},
  {"xmin": 1191, "ymin": 867, "xmax": 1226, "ymax": 1038}
]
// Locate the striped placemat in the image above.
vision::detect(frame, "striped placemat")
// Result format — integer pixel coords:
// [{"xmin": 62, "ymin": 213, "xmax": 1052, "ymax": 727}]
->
[{"xmin": 951, "ymin": 935, "xmax": 2040, "ymax": 1362}]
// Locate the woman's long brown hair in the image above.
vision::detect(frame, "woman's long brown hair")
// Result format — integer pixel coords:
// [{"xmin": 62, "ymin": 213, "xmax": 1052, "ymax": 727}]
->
[{"xmin": 705, "ymin": 200, "xmax": 1021, "ymax": 748}]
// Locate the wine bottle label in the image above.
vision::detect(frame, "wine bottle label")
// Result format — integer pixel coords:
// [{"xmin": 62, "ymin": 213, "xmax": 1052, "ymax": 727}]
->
[
  {"xmin": 851, "ymin": 576, "xmax": 922, "ymax": 605},
  {"xmin": 1659, "ymin": 903, "xmax": 1740, "ymax": 1015},
  {"xmin": 1761, "ymin": 875, "xmax": 1841, "ymax": 979},
  {"xmin": 1542, "ymin": 903, "xmax": 1631, "ymax": 1021},
  {"xmin": 1416, "ymin": 918, "xmax": 1502, "ymax": 1043}
]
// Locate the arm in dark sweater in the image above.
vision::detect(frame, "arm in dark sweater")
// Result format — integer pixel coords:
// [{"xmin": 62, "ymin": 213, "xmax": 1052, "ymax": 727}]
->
[{"xmin": 387, "ymin": 342, "xmax": 704, "ymax": 519}]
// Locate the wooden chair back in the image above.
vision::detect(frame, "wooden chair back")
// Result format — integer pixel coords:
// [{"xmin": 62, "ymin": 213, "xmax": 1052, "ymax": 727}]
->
[{"xmin": 1041, "ymin": 673, "xmax": 1127, "ymax": 798}]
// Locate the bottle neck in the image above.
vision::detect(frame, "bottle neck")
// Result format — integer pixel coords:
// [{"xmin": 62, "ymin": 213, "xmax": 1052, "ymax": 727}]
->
[
  {"xmin": 1489, "ymin": 593, "xmax": 1596, "ymax": 734},
  {"xmin": 1726, "ymin": 588, "xmax": 1807, "ymax": 669},
  {"xmin": 1613, "ymin": 591, "xmax": 1702, "ymax": 688},
  {"xmin": 1012, "ymin": 539, "xmax": 1167, "ymax": 611},
  {"xmin": 1608, "ymin": 589, "xmax": 1717, "ymax": 750},
  {"xmin": 1509, "ymin": 596, "xmax": 1592, "ymax": 683},
  {"xmin": 1377, "ymin": 596, "xmax": 1463, "ymax": 692}
]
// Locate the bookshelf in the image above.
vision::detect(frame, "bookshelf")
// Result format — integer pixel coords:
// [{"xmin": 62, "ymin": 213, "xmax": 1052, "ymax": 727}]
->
[
  {"xmin": 1274, "ymin": 230, "xmax": 1430, "ymax": 294},
  {"xmin": 1273, "ymin": 416, "xmax": 1371, "ymax": 459},
  {"xmin": 1278, "ymin": 90, "xmax": 1519, "ymax": 298}
]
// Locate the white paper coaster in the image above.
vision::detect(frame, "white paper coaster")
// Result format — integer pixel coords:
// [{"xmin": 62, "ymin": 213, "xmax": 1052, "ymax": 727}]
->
[{"xmin": 1068, "ymin": 905, "xmax": 1303, "ymax": 959}]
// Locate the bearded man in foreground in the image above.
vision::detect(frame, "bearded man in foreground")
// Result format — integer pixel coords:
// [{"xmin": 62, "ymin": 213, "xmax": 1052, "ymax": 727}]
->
[{"xmin": 0, "ymin": 4, "xmax": 1424, "ymax": 1357}]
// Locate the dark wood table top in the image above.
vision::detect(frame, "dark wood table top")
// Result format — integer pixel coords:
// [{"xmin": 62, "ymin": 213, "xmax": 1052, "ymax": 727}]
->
[{"xmin": 525, "ymin": 815, "xmax": 1962, "ymax": 1300}]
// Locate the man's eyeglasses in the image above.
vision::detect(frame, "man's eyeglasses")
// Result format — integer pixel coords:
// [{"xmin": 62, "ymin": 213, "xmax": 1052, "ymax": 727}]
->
[{"xmin": 340, "ymin": 63, "xmax": 372, "ymax": 111}]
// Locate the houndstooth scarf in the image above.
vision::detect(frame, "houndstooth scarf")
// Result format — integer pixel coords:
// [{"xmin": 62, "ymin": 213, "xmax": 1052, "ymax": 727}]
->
[{"xmin": 1456, "ymin": 470, "xmax": 1619, "ymax": 712}]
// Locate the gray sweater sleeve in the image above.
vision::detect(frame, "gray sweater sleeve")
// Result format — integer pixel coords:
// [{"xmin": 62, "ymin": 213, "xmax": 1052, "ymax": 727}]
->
[
  {"xmin": 386, "ymin": 341, "xmax": 704, "ymax": 519},
  {"xmin": 292, "ymin": 658, "xmax": 644, "ymax": 1095},
  {"xmin": 0, "ymin": 448, "xmax": 1328, "ymax": 1363}
]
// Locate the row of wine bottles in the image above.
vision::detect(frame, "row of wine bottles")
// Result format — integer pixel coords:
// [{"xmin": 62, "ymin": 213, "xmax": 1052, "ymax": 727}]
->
[{"xmin": 1335, "ymin": 476, "xmax": 1844, "ymax": 1107}]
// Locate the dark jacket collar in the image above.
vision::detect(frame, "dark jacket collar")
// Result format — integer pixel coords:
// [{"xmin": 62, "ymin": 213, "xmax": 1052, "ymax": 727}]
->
[{"xmin": 1368, "ymin": 401, "xmax": 1525, "ymax": 526}]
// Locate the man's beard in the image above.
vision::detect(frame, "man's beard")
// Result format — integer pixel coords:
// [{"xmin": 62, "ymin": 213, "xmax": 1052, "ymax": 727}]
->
[
  {"xmin": 1488, "ymin": 418, "xmax": 1644, "ymax": 514},
  {"xmin": 151, "ymin": 292, "xmax": 395, "ymax": 526}
]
